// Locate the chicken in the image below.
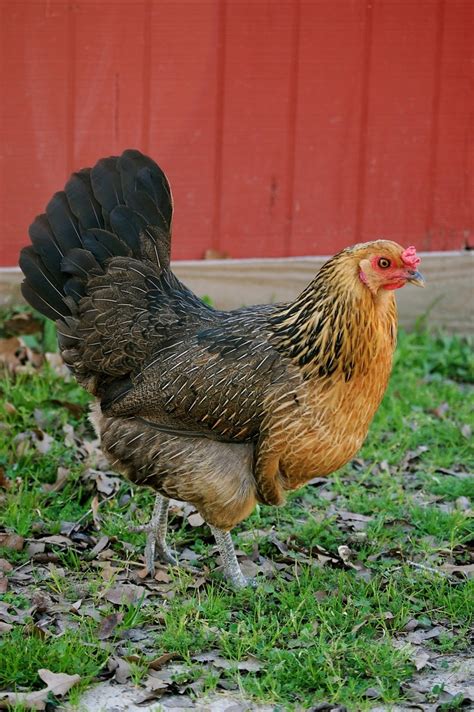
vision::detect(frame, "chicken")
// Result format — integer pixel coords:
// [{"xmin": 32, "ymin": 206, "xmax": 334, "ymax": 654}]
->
[{"xmin": 19, "ymin": 149, "xmax": 425, "ymax": 587}]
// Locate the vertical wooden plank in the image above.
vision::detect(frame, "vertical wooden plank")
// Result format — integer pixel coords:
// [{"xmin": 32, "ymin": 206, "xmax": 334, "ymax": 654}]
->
[
  {"xmin": 428, "ymin": 0, "xmax": 473, "ymax": 250},
  {"xmin": 211, "ymin": 0, "xmax": 226, "ymax": 255},
  {"xmin": 218, "ymin": 0, "xmax": 297, "ymax": 258},
  {"xmin": 292, "ymin": 0, "xmax": 367, "ymax": 255},
  {"xmin": 147, "ymin": 1, "xmax": 220, "ymax": 260},
  {"xmin": 70, "ymin": 0, "xmax": 147, "ymax": 168},
  {"xmin": 359, "ymin": 0, "xmax": 440, "ymax": 248},
  {"xmin": 0, "ymin": 0, "xmax": 69, "ymax": 266}
]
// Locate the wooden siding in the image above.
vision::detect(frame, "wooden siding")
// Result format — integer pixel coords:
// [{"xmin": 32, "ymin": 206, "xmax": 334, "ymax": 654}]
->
[{"xmin": 0, "ymin": 0, "xmax": 472, "ymax": 267}]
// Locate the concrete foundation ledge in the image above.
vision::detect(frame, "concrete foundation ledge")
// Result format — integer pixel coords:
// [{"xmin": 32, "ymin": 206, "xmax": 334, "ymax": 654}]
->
[{"xmin": 1, "ymin": 251, "xmax": 472, "ymax": 335}]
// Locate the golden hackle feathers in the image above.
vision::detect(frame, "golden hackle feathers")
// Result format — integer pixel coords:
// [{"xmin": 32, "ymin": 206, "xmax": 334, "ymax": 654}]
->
[{"xmin": 270, "ymin": 240, "xmax": 399, "ymax": 382}]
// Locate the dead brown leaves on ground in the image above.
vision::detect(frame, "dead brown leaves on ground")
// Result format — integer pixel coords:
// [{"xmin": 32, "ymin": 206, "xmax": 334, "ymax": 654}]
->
[{"xmin": 0, "ymin": 669, "xmax": 81, "ymax": 710}]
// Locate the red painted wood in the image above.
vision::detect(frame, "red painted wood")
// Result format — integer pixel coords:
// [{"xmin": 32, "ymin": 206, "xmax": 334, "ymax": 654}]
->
[
  {"xmin": 146, "ymin": 1, "xmax": 221, "ymax": 260},
  {"xmin": 292, "ymin": 0, "xmax": 367, "ymax": 254},
  {"xmin": 68, "ymin": 2, "xmax": 147, "ymax": 169},
  {"xmin": 359, "ymin": 0, "xmax": 441, "ymax": 250},
  {"xmin": 217, "ymin": 1, "xmax": 298, "ymax": 258},
  {"xmin": 0, "ymin": 0, "xmax": 472, "ymax": 267},
  {"xmin": 428, "ymin": 0, "xmax": 473, "ymax": 251},
  {"xmin": 0, "ymin": 1, "xmax": 70, "ymax": 267}
]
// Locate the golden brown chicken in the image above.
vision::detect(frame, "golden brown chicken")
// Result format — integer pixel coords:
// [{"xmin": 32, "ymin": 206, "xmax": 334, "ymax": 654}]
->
[{"xmin": 19, "ymin": 150, "xmax": 424, "ymax": 587}]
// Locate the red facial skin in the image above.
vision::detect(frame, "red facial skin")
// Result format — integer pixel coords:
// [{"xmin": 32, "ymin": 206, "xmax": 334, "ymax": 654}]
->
[
  {"xmin": 370, "ymin": 257, "xmax": 410, "ymax": 290},
  {"xmin": 359, "ymin": 255, "xmax": 418, "ymax": 291}
]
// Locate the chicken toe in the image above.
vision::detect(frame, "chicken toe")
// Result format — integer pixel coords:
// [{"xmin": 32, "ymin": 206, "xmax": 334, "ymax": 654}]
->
[{"xmin": 132, "ymin": 494, "xmax": 178, "ymax": 575}]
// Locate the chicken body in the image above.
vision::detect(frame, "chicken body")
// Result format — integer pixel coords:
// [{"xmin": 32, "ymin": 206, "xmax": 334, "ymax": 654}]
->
[{"xmin": 19, "ymin": 150, "xmax": 424, "ymax": 586}]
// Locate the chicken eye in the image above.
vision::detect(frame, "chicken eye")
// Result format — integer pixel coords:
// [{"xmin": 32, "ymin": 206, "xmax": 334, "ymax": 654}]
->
[{"xmin": 378, "ymin": 257, "xmax": 391, "ymax": 269}]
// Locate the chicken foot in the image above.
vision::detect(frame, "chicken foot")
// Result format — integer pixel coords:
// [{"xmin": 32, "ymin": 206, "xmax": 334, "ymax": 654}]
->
[
  {"xmin": 134, "ymin": 495, "xmax": 249, "ymax": 588},
  {"xmin": 132, "ymin": 494, "xmax": 178, "ymax": 575},
  {"xmin": 210, "ymin": 526, "xmax": 249, "ymax": 589}
]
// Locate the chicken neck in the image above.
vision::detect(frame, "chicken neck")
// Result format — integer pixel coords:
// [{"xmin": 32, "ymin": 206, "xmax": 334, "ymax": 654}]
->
[{"xmin": 270, "ymin": 255, "xmax": 397, "ymax": 382}]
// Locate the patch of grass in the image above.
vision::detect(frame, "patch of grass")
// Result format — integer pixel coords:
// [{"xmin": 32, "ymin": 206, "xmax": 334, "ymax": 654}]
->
[
  {"xmin": 0, "ymin": 625, "xmax": 108, "ymax": 690},
  {"xmin": 425, "ymin": 473, "xmax": 474, "ymax": 501},
  {"xmin": 150, "ymin": 567, "xmax": 473, "ymax": 707}
]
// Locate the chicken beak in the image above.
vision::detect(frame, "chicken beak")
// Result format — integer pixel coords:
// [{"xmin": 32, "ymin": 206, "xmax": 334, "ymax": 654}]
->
[{"xmin": 406, "ymin": 270, "xmax": 425, "ymax": 288}]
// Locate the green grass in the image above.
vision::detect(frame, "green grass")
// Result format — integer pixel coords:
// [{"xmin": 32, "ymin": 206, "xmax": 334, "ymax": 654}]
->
[
  {"xmin": 0, "ymin": 319, "xmax": 473, "ymax": 710},
  {"xmin": 0, "ymin": 625, "xmax": 108, "ymax": 690}
]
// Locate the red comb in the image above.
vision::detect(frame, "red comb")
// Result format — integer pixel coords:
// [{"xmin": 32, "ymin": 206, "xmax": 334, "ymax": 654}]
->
[{"xmin": 401, "ymin": 246, "xmax": 420, "ymax": 268}]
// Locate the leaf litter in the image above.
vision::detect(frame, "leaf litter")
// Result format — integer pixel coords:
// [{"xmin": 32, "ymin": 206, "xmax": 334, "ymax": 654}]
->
[{"xmin": 0, "ymin": 669, "xmax": 81, "ymax": 710}]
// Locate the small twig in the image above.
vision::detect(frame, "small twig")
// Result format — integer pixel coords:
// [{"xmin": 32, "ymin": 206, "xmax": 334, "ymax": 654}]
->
[
  {"xmin": 406, "ymin": 560, "xmax": 449, "ymax": 576},
  {"xmin": 388, "ymin": 559, "xmax": 450, "ymax": 577},
  {"xmin": 11, "ymin": 559, "xmax": 33, "ymax": 575}
]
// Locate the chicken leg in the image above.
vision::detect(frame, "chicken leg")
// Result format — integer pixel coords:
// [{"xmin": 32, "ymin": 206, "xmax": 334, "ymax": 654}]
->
[
  {"xmin": 132, "ymin": 494, "xmax": 178, "ymax": 575},
  {"xmin": 134, "ymin": 494, "xmax": 249, "ymax": 587},
  {"xmin": 210, "ymin": 526, "xmax": 248, "ymax": 588}
]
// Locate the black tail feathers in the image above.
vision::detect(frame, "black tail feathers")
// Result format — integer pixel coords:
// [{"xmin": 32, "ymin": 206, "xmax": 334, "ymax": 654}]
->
[{"xmin": 20, "ymin": 149, "xmax": 173, "ymax": 322}]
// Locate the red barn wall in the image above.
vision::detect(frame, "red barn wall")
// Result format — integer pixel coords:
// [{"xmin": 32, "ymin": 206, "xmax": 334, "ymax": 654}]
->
[{"xmin": 0, "ymin": 0, "xmax": 472, "ymax": 267}]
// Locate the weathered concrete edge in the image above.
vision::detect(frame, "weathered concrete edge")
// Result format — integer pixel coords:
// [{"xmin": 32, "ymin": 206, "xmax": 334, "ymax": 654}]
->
[{"xmin": 1, "ymin": 251, "xmax": 473, "ymax": 335}]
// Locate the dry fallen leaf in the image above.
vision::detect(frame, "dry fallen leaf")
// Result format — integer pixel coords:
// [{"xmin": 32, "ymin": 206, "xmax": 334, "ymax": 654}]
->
[
  {"xmin": 87, "ymin": 535, "xmax": 110, "ymax": 560},
  {"xmin": 401, "ymin": 445, "xmax": 429, "ymax": 471},
  {"xmin": 0, "ymin": 467, "xmax": 10, "ymax": 490},
  {"xmin": 36, "ymin": 535, "xmax": 73, "ymax": 547},
  {"xmin": 83, "ymin": 469, "xmax": 121, "ymax": 496},
  {"xmin": 50, "ymin": 398, "xmax": 84, "ymax": 417},
  {"xmin": 0, "ymin": 668, "xmax": 81, "ymax": 710},
  {"xmin": 363, "ymin": 686, "xmax": 382, "ymax": 699},
  {"xmin": 32, "ymin": 429, "xmax": 55, "ymax": 455},
  {"xmin": 4, "ymin": 312, "xmax": 42, "ymax": 336},
  {"xmin": 441, "ymin": 562, "xmax": 474, "ymax": 578},
  {"xmin": 30, "ymin": 590, "xmax": 54, "ymax": 613},
  {"xmin": 193, "ymin": 650, "xmax": 262, "ymax": 673},
  {"xmin": 0, "ymin": 532, "xmax": 24, "ymax": 551},
  {"xmin": 430, "ymin": 402, "xmax": 450, "ymax": 419},
  {"xmin": 338, "ymin": 511, "xmax": 373, "ymax": 532},
  {"xmin": 337, "ymin": 545, "xmax": 352, "ymax": 563},
  {"xmin": 108, "ymin": 655, "xmax": 133, "ymax": 684},
  {"xmin": 153, "ymin": 568, "xmax": 171, "ymax": 583},
  {"xmin": 455, "ymin": 496, "xmax": 471, "ymax": 511},
  {"xmin": 435, "ymin": 467, "xmax": 472, "ymax": 479},
  {"xmin": 148, "ymin": 652, "xmax": 180, "ymax": 670},
  {"xmin": 97, "ymin": 612, "xmax": 123, "ymax": 640},
  {"xmin": 45, "ymin": 352, "xmax": 71, "ymax": 379},
  {"xmin": 91, "ymin": 495, "xmax": 101, "ymax": 528},
  {"xmin": 0, "ymin": 336, "xmax": 32, "ymax": 372},
  {"xmin": 413, "ymin": 649, "xmax": 431, "ymax": 671},
  {"xmin": 236, "ymin": 655, "xmax": 263, "ymax": 673},
  {"xmin": 0, "ymin": 559, "xmax": 13, "ymax": 574},
  {"xmin": 26, "ymin": 541, "xmax": 46, "ymax": 558},
  {"xmin": 103, "ymin": 583, "xmax": 148, "ymax": 606},
  {"xmin": 187, "ymin": 512, "xmax": 205, "ymax": 527},
  {"xmin": 42, "ymin": 467, "xmax": 71, "ymax": 493},
  {"xmin": 405, "ymin": 625, "xmax": 448, "ymax": 646},
  {"xmin": 62, "ymin": 423, "xmax": 77, "ymax": 448},
  {"xmin": 143, "ymin": 672, "xmax": 170, "ymax": 693},
  {"xmin": 97, "ymin": 560, "xmax": 120, "ymax": 582}
]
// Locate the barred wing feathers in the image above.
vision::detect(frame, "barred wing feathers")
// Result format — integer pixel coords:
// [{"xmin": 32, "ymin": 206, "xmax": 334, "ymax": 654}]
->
[{"xmin": 100, "ymin": 301, "xmax": 293, "ymax": 444}]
